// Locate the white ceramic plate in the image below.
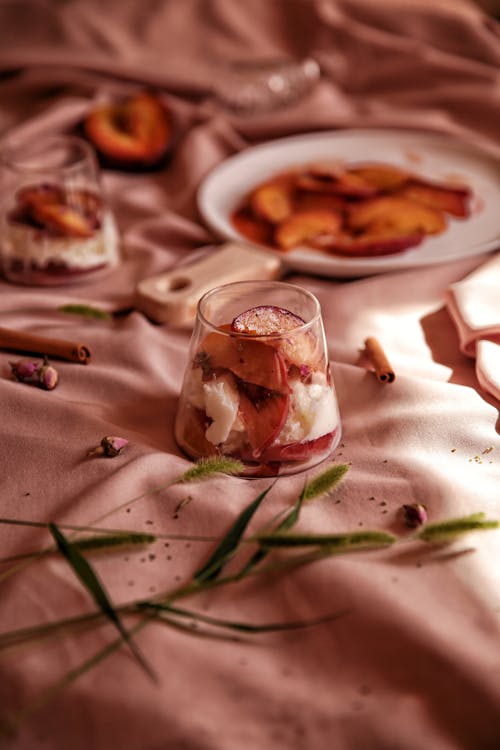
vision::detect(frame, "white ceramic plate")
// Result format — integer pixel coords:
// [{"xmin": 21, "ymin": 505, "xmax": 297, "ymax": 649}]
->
[{"xmin": 197, "ymin": 128, "xmax": 500, "ymax": 277}]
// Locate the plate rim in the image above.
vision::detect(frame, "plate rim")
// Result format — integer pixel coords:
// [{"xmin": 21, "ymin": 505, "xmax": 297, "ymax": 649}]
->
[{"xmin": 197, "ymin": 127, "xmax": 500, "ymax": 277}]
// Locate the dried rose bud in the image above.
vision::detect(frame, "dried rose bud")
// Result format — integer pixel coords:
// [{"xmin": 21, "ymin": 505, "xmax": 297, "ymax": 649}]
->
[
  {"xmin": 10, "ymin": 359, "xmax": 39, "ymax": 381},
  {"xmin": 88, "ymin": 436, "xmax": 129, "ymax": 458},
  {"xmin": 38, "ymin": 361, "xmax": 59, "ymax": 390},
  {"xmin": 402, "ymin": 503, "xmax": 428, "ymax": 529}
]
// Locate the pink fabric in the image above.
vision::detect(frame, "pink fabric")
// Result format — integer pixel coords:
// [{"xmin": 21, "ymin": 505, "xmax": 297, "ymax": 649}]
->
[
  {"xmin": 446, "ymin": 253, "xmax": 500, "ymax": 400},
  {"xmin": 1, "ymin": 1, "xmax": 500, "ymax": 749}
]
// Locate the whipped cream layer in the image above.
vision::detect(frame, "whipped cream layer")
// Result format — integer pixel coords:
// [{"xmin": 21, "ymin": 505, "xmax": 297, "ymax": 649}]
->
[
  {"xmin": 3, "ymin": 212, "xmax": 119, "ymax": 271},
  {"xmin": 189, "ymin": 369, "xmax": 338, "ymax": 448}
]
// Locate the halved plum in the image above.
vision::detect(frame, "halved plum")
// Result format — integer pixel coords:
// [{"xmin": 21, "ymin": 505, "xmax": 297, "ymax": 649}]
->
[
  {"xmin": 231, "ymin": 305, "xmax": 321, "ymax": 371},
  {"xmin": 83, "ymin": 91, "xmax": 173, "ymax": 170},
  {"xmin": 232, "ymin": 305, "xmax": 305, "ymax": 335},
  {"xmin": 275, "ymin": 209, "xmax": 342, "ymax": 250}
]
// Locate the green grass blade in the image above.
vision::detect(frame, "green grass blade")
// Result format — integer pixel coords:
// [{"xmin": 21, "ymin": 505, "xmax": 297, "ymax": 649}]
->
[
  {"xmin": 48, "ymin": 523, "xmax": 156, "ymax": 681},
  {"xmin": 140, "ymin": 601, "xmax": 349, "ymax": 634},
  {"xmin": 256, "ymin": 530, "xmax": 397, "ymax": 550},
  {"xmin": 417, "ymin": 514, "xmax": 499, "ymax": 543},
  {"xmin": 176, "ymin": 457, "xmax": 244, "ymax": 483},
  {"xmin": 194, "ymin": 483, "xmax": 274, "ymax": 583},
  {"xmin": 57, "ymin": 304, "xmax": 112, "ymax": 320},
  {"xmin": 301, "ymin": 463, "xmax": 349, "ymax": 502},
  {"xmin": 236, "ymin": 488, "xmax": 306, "ymax": 578}
]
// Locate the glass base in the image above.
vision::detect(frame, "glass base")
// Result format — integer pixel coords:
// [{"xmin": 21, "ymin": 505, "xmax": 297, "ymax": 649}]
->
[{"xmin": 176, "ymin": 426, "xmax": 342, "ymax": 479}]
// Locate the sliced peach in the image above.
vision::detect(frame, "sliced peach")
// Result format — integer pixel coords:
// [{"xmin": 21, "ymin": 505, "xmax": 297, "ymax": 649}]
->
[
  {"xmin": 83, "ymin": 91, "xmax": 172, "ymax": 169},
  {"xmin": 259, "ymin": 429, "xmax": 338, "ymax": 463},
  {"xmin": 199, "ymin": 332, "xmax": 289, "ymax": 393},
  {"xmin": 346, "ymin": 164, "xmax": 410, "ymax": 191},
  {"xmin": 238, "ymin": 387, "xmax": 290, "ymax": 458},
  {"xmin": 231, "ymin": 206, "xmax": 274, "ymax": 245},
  {"xmin": 250, "ymin": 181, "xmax": 293, "ymax": 223},
  {"xmin": 347, "ymin": 196, "xmax": 447, "ymax": 236},
  {"xmin": 399, "ymin": 180, "xmax": 471, "ymax": 218},
  {"xmin": 180, "ymin": 406, "xmax": 216, "ymax": 458},
  {"xmin": 318, "ymin": 230, "xmax": 424, "ymax": 257},
  {"xmin": 296, "ymin": 162, "xmax": 378, "ymax": 198},
  {"xmin": 30, "ymin": 202, "xmax": 94, "ymax": 238},
  {"xmin": 294, "ymin": 191, "xmax": 348, "ymax": 214},
  {"xmin": 296, "ymin": 172, "xmax": 377, "ymax": 198},
  {"xmin": 275, "ymin": 209, "xmax": 342, "ymax": 250}
]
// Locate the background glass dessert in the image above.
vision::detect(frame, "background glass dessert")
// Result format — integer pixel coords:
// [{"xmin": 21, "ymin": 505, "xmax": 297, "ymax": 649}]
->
[
  {"xmin": 175, "ymin": 280, "xmax": 342, "ymax": 477},
  {"xmin": 0, "ymin": 135, "xmax": 119, "ymax": 286}
]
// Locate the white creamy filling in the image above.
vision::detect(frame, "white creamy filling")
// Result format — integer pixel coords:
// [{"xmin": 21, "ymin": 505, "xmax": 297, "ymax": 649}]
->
[
  {"xmin": 3, "ymin": 212, "xmax": 120, "ymax": 270},
  {"xmin": 188, "ymin": 367, "xmax": 338, "ymax": 448},
  {"xmin": 275, "ymin": 372, "xmax": 338, "ymax": 445},
  {"xmin": 203, "ymin": 374, "xmax": 241, "ymax": 445}
]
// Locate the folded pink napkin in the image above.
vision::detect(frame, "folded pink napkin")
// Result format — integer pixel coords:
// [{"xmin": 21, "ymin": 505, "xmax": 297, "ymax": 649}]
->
[{"xmin": 446, "ymin": 252, "xmax": 500, "ymax": 400}]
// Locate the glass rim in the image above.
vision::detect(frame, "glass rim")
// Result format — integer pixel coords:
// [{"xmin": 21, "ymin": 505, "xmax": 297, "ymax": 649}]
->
[
  {"xmin": 197, "ymin": 279, "xmax": 322, "ymax": 338},
  {"xmin": 0, "ymin": 134, "xmax": 97, "ymax": 175}
]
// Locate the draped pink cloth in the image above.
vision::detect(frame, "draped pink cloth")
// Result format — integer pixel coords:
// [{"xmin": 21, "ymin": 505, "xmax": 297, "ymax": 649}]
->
[{"xmin": 1, "ymin": 1, "xmax": 499, "ymax": 749}]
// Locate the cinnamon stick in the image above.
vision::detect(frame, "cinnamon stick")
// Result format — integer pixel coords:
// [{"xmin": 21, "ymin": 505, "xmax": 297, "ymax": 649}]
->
[
  {"xmin": 0, "ymin": 326, "xmax": 91, "ymax": 364},
  {"xmin": 363, "ymin": 337, "xmax": 395, "ymax": 383}
]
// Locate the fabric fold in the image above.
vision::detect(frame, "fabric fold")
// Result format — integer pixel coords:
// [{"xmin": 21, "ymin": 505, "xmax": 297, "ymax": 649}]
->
[{"xmin": 446, "ymin": 251, "xmax": 500, "ymax": 399}]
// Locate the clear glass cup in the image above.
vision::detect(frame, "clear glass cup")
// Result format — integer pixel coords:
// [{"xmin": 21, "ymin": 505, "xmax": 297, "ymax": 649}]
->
[
  {"xmin": 0, "ymin": 134, "xmax": 120, "ymax": 286},
  {"xmin": 211, "ymin": 56, "xmax": 321, "ymax": 115},
  {"xmin": 175, "ymin": 280, "xmax": 342, "ymax": 477}
]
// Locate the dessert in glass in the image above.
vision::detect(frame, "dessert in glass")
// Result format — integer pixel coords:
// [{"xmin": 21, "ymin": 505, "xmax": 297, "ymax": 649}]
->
[
  {"xmin": 175, "ymin": 280, "xmax": 342, "ymax": 477},
  {"xmin": 0, "ymin": 135, "xmax": 119, "ymax": 286}
]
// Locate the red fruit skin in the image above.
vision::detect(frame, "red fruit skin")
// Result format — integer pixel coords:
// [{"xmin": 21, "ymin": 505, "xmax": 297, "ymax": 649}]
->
[
  {"xmin": 200, "ymin": 333, "xmax": 289, "ymax": 393},
  {"xmin": 231, "ymin": 305, "xmax": 304, "ymax": 336},
  {"xmin": 238, "ymin": 388, "xmax": 290, "ymax": 459},
  {"xmin": 258, "ymin": 428, "xmax": 338, "ymax": 463},
  {"xmin": 318, "ymin": 233, "xmax": 424, "ymax": 257}
]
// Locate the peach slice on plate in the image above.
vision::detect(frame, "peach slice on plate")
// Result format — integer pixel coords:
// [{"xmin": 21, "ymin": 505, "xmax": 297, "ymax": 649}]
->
[
  {"xmin": 317, "ymin": 230, "xmax": 424, "ymax": 257},
  {"xmin": 275, "ymin": 209, "xmax": 342, "ymax": 250},
  {"xmin": 294, "ymin": 191, "xmax": 348, "ymax": 214},
  {"xmin": 399, "ymin": 180, "xmax": 471, "ymax": 218},
  {"xmin": 83, "ymin": 91, "xmax": 173, "ymax": 170},
  {"xmin": 346, "ymin": 163, "xmax": 411, "ymax": 191},
  {"xmin": 347, "ymin": 196, "xmax": 447, "ymax": 236},
  {"xmin": 297, "ymin": 162, "xmax": 378, "ymax": 198},
  {"xmin": 250, "ymin": 180, "xmax": 294, "ymax": 223},
  {"xmin": 231, "ymin": 206, "xmax": 274, "ymax": 246}
]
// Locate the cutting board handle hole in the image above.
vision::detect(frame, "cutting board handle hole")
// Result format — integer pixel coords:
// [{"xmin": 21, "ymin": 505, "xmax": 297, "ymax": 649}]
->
[{"xmin": 158, "ymin": 276, "xmax": 191, "ymax": 292}]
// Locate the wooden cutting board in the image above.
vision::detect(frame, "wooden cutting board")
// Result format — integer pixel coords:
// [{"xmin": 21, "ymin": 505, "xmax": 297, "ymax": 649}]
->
[{"xmin": 135, "ymin": 242, "xmax": 283, "ymax": 326}]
